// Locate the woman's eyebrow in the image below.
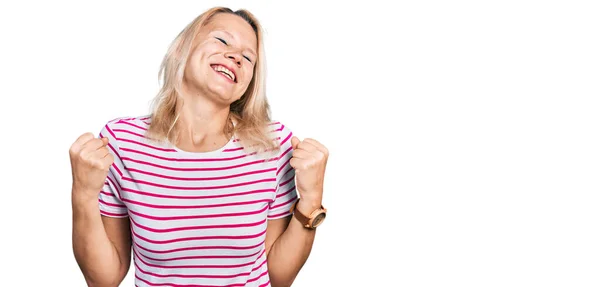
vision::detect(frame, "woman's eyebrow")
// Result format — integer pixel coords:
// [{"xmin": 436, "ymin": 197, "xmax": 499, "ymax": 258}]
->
[{"xmin": 215, "ymin": 29, "xmax": 257, "ymax": 57}]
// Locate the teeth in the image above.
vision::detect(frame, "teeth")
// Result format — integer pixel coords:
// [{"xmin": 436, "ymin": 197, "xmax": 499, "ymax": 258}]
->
[{"xmin": 213, "ymin": 65, "xmax": 235, "ymax": 82}]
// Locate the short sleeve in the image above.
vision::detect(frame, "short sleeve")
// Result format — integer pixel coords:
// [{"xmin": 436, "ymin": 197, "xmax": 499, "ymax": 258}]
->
[
  {"xmin": 97, "ymin": 120, "xmax": 129, "ymax": 218},
  {"xmin": 268, "ymin": 124, "xmax": 299, "ymax": 220}
]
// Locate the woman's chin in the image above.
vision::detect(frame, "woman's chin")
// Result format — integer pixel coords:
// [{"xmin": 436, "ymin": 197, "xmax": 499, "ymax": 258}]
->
[{"xmin": 207, "ymin": 86, "xmax": 238, "ymax": 103}]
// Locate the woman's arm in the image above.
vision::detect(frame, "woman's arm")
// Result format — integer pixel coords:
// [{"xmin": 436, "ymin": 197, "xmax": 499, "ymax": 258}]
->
[
  {"xmin": 70, "ymin": 132, "xmax": 132, "ymax": 287},
  {"xmin": 265, "ymin": 199, "xmax": 320, "ymax": 287},
  {"xmin": 72, "ymin": 191, "xmax": 132, "ymax": 287},
  {"xmin": 266, "ymin": 134, "xmax": 328, "ymax": 286}
]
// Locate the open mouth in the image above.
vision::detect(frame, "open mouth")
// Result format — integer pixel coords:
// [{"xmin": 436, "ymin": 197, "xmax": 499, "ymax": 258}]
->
[{"xmin": 210, "ymin": 64, "xmax": 236, "ymax": 83}]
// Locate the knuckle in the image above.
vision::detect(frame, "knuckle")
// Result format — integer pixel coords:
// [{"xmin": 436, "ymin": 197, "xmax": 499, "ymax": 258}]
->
[
  {"xmin": 68, "ymin": 145, "xmax": 78, "ymax": 156},
  {"xmin": 89, "ymin": 158, "xmax": 101, "ymax": 168},
  {"xmin": 316, "ymin": 153, "xmax": 325, "ymax": 161},
  {"xmin": 79, "ymin": 150, "xmax": 91, "ymax": 161},
  {"xmin": 75, "ymin": 153, "xmax": 86, "ymax": 163},
  {"xmin": 80, "ymin": 133, "xmax": 94, "ymax": 143}
]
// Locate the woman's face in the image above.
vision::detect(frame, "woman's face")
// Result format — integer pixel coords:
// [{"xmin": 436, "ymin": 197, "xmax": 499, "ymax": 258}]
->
[{"xmin": 184, "ymin": 13, "xmax": 258, "ymax": 104}]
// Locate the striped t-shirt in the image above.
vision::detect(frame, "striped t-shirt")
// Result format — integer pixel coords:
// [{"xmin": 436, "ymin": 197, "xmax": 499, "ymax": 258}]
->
[{"xmin": 97, "ymin": 115, "xmax": 298, "ymax": 287}]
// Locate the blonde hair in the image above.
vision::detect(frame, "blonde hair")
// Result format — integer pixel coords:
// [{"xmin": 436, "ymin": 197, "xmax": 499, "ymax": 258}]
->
[{"xmin": 146, "ymin": 7, "xmax": 279, "ymax": 158}]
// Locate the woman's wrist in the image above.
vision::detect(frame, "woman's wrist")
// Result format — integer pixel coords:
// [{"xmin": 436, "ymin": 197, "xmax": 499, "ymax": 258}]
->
[
  {"xmin": 295, "ymin": 195, "xmax": 322, "ymax": 215},
  {"xmin": 72, "ymin": 187, "xmax": 100, "ymax": 210}
]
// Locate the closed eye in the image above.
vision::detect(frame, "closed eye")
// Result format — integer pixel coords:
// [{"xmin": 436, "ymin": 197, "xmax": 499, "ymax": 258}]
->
[{"xmin": 215, "ymin": 37, "xmax": 227, "ymax": 45}]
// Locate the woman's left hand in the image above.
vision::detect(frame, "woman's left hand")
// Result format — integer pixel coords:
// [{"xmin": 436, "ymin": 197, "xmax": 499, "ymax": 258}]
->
[{"xmin": 290, "ymin": 136, "xmax": 329, "ymax": 213}]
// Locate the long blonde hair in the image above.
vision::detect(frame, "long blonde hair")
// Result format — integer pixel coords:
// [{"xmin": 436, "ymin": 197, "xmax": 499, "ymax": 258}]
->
[{"xmin": 146, "ymin": 7, "xmax": 279, "ymax": 158}]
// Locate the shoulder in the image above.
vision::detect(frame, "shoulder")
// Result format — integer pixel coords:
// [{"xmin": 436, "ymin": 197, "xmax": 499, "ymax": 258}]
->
[
  {"xmin": 103, "ymin": 114, "xmax": 151, "ymax": 130},
  {"xmin": 268, "ymin": 120, "xmax": 295, "ymax": 160},
  {"xmin": 100, "ymin": 114, "xmax": 152, "ymax": 139},
  {"xmin": 268, "ymin": 120, "xmax": 294, "ymax": 147}
]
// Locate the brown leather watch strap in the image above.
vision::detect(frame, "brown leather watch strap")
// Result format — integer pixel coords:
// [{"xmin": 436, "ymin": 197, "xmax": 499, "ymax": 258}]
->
[
  {"xmin": 290, "ymin": 198, "xmax": 326, "ymax": 229},
  {"xmin": 290, "ymin": 199, "xmax": 311, "ymax": 227}
]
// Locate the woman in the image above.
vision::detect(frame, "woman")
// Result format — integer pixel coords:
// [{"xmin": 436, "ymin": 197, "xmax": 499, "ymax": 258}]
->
[{"xmin": 69, "ymin": 7, "xmax": 329, "ymax": 287}]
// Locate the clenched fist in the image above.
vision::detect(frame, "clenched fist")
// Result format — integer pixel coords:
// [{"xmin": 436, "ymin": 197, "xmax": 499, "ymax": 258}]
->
[
  {"xmin": 69, "ymin": 132, "xmax": 114, "ymax": 200},
  {"xmin": 289, "ymin": 136, "xmax": 328, "ymax": 213}
]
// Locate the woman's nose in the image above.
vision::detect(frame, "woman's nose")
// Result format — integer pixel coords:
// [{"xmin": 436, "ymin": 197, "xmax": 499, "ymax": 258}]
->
[{"xmin": 225, "ymin": 51, "xmax": 242, "ymax": 65}]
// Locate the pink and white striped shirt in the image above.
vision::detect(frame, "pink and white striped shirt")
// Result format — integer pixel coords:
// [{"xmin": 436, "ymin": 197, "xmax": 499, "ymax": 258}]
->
[{"xmin": 97, "ymin": 115, "xmax": 298, "ymax": 287}]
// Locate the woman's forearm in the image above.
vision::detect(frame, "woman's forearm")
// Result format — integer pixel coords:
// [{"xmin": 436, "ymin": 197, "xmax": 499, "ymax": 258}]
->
[
  {"xmin": 266, "ymin": 200, "xmax": 320, "ymax": 287},
  {"xmin": 72, "ymin": 190, "xmax": 123, "ymax": 287}
]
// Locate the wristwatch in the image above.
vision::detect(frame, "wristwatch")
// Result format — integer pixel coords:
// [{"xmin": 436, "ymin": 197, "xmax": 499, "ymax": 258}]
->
[{"xmin": 290, "ymin": 198, "xmax": 327, "ymax": 229}]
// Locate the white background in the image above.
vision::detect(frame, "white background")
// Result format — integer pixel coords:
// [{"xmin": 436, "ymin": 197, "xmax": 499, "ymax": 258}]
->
[{"xmin": 1, "ymin": 0, "xmax": 599, "ymax": 286}]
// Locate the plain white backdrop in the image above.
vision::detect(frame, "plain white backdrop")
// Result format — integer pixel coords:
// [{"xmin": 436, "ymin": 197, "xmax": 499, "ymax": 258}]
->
[{"xmin": 1, "ymin": 0, "xmax": 599, "ymax": 286}]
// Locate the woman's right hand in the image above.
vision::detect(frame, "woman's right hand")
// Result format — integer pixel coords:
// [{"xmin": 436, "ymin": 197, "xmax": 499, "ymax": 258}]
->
[{"xmin": 69, "ymin": 132, "xmax": 115, "ymax": 200}]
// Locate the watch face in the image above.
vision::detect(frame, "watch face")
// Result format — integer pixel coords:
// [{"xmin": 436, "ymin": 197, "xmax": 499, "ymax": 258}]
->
[{"xmin": 311, "ymin": 213, "xmax": 326, "ymax": 228}]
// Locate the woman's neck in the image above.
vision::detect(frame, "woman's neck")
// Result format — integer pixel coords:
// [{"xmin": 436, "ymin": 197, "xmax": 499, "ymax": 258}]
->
[{"xmin": 174, "ymin": 91, "xmax": 232, "ymax": 151}]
